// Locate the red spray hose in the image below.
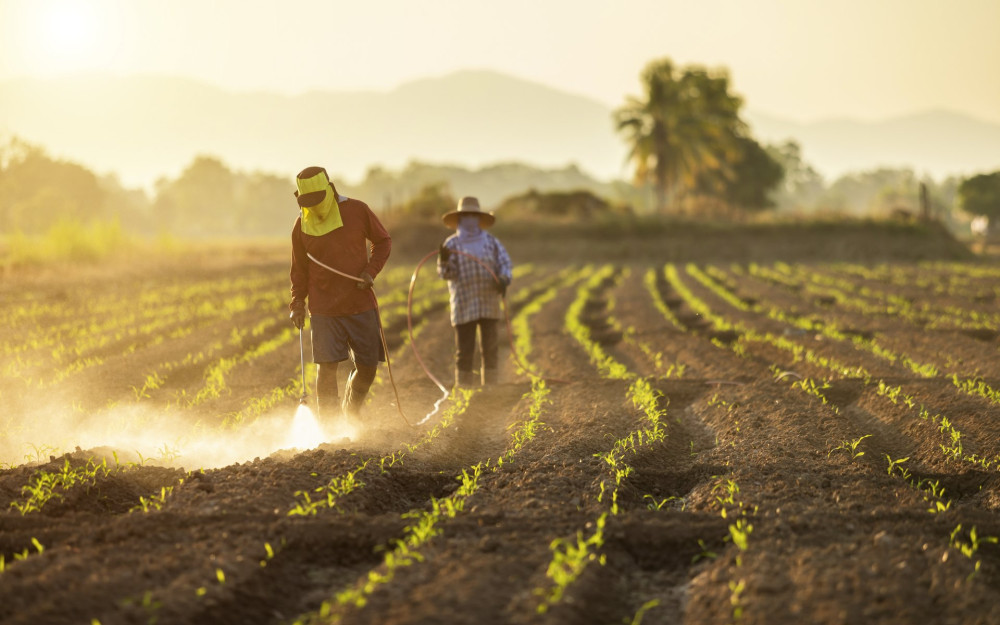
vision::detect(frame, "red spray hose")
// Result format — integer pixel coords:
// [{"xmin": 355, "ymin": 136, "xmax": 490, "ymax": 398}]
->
[
  {"xmin": 307, "ymin": 253, "xmax": 414, "ymax": 428},
  {"xmin": 408, "ymin": 249, "xmax": 541, "ymax": 375},
  {"xmin": 309, "ymin": 249, "xmax": 563, "ymax": 428}
]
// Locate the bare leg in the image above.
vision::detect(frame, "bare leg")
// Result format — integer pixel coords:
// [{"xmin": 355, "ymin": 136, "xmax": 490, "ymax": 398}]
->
[
  {"xmin": 343, "ymin": 363, "xmax": 378, "ymax": 419},
  {"xmin": 480, "ymin": 319, "xmax": 499, "ymax": 384},
  {"xmin": 316, "ymin": 362, "xmax": 339, "ymax": 419}
]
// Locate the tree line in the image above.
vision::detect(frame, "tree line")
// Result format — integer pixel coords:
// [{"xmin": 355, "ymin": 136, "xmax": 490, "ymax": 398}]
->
[{"xmin": 2, "ymin": 56, "xmax": 997, "ymax": 238}]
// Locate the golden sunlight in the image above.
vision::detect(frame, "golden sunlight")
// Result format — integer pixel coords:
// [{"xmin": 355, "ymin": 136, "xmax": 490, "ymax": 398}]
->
[{"xmin": 24, "ymin": 0, "xmax": 107, "ymax": 75}]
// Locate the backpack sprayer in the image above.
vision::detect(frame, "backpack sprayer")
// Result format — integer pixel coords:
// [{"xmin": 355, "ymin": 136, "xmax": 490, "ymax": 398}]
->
[{"xmin": 303, "ymin": 248, "xmax": 562, "ymax": 428}]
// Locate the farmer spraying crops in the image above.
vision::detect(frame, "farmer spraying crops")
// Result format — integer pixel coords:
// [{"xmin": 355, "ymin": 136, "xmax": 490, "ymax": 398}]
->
[
  {"xmin": 438, "ymin": 196, "xmax": 513, "ymax": 387},
  {"xmin": 288, "ymin": 166, "xmax": 392, "ymax": 429}
]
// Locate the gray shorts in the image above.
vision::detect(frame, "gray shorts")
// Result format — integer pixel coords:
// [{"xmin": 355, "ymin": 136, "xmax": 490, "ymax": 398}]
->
[{"xmin": 310, "ymin": 309, "xmax": 386, "ymax": 366}]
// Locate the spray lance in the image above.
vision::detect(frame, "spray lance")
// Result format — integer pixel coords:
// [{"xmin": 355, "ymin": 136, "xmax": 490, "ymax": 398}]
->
[{"xmin": 298, "ymin": 325, "xmax": 309, "ymax": 406}]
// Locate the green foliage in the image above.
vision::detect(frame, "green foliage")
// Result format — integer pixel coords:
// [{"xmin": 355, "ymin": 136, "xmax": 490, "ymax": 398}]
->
[
  {"xmin": 536, "ymin": 513, "xmax": 608, "ymax": 613},
  {"xmin": 10, "ymin": 457, "xmax": 113, "ymax": 515},
  {"xmin": 957, "ymin": 171, "xmax": 1000, "ymax": 219},
  {"xmin": 396, "ymin": 182, "xmax": 456, "ymax": 219},
  {"xmin": 729, "ymin": 518, "xmax": 753, "ymax": 551},
  {"xmin": 564, "ymin": 265, "xmax": 634, "ymax": 380},
  {"xmin": 766, "ymin": 140, "xmax": 826, "ymax": 212},
  {"xmin": 615, "ymin": 57, "xmax": 750, "ymax": 213},
  {"xmin": 352, "ymin": 160, "xmax": 619, "ymax": 213},
  {"xmin": 495, "ymin": 188, "xmax": 632, "ymax": 222},
  {"xmin": 0, "ymin": 138, "xmax": 108, "ymax": 233},
  {"xmin": 0, "ymin": 137, "xmax": 155, "ymax": 238},
  {"xmin": 949, "ymin": 524, "xmax": 999, "ymax": 580},
  {"xmin": 814, "ymin": 167, "xmax": 953, "ymax": 220},
  {"xmin": 694, "ymin": 135, "xmax": 784, "ymax": 212},
  {"xmin": 829, "ymin": 435, "xmax": 871, "ymax": 460},
  {"xmin": 153, "ymin": 155, "xmax": 293, "ymax": 236},
  {"xmin": 3, "ymin": 217, "xmax": 130, "ymax": 265}
]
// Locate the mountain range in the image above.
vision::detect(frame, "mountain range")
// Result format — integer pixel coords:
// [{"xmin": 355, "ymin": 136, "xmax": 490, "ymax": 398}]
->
[{"xmin": 1, "ymin": 70, "xmax": 998, "ymax": 190}]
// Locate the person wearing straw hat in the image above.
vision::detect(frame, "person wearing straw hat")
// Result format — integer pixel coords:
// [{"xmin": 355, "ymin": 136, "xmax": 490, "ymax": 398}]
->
[
  {"xmin": 438, "ymin": 196, "xmax": 513, "ymax": 387},
  {"xmin": 288, "ymin": 166, "xmax": 392, "ymax": 426}
]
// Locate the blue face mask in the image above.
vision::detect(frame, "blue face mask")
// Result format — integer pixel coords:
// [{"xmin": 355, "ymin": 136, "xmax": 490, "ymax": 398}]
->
[{"xmin": 458, "ymin": 215, "xmax": 482, "ymax": 238}]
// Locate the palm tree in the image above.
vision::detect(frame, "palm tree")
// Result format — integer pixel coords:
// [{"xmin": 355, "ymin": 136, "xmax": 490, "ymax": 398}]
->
[{"xmin": 615, "ymin": 58, "xmax": 746, "ymax": 213}]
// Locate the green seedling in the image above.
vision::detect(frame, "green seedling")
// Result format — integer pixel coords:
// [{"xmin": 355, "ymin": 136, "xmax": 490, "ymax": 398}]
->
[
  {"xmin": 729, "ymin": 578, "xmax": 747, "ymax": 621},
  {"xmin": 643, "ymin": 494, "xmax": 679, "ymax": 511},
  {"xmin": 729, "ymin": 518, "xmax": 753, "ymax": 551},
  {"xmin": 885, "ymin": 454, "xmax": 910, "ymax": 477},
  {"xmin": 627, "ymin": 599, "xmax": 661, "ymax": 625},
  {"xmin": 536, "ymin": 513, "xmax": 608, "ymax": 614},
  {"xmin": 949, "ymin": 524, "xmax": 999, "ymax": 580},
  {"xmin": 691, "ymin": 539, "xmax": 718, "ymax": 563},
  {"xmin": 829, "ymin": 434, "xmax": 871, "ymax": 459}
]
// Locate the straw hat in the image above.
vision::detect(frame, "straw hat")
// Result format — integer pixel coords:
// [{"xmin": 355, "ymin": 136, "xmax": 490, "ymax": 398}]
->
[{"xmin": 442, "ymin": 196, "xmax": 495, "ymax": 229}]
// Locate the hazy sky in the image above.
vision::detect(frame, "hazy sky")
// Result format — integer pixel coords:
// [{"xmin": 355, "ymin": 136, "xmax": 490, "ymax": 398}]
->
[{"xmin": 2, "ymin": 0, "xmax": 1000, "ymax": 124}]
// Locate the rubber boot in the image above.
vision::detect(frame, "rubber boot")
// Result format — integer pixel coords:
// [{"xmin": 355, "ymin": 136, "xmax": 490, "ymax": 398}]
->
[
  {"xmin": 482, "ymin": 367, "xmax": 499, "ymax": 386},
  {"xmin": 455, "ymin": 369, "xmax": 477, "ymax": 389},
  {"xmin": 342, "ymin": 364, "xmax": 377, "ymax": 422}
]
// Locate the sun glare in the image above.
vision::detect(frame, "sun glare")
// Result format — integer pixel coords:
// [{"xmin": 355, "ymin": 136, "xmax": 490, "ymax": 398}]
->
[
  {"xmin": 285, "ymin": 404, "xmax": 356, "ymax": 449},
  {"xmin": 24, "ymin": 1, "xmax": 110, "ymax": 75}
]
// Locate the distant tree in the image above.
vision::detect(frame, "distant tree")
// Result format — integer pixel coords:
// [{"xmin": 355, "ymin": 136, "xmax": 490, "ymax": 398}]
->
[
  {"xmin": 615, "ymin": 58, "xmax": 746, "ymax": 213},
  {"xmin": 931, "ymin": 175, "xmax": 962, "ymax": 230},
  {"xmin": 400, "ymin": 182, "xmax": 456, "ymax": 220},
  {"xmin": 0, "ymin": 137, "xmax": 107, "ymax": 233},
  {"xmin": 957, "ymin": 171, "xmax": 1000, "ymax": 220},
  {"xmin": 347, "ymin": 160, "xmax": 618, "ymax": 211},
  {"xmin": 495, "ymin": 189, "xmax": 630, "ymax": 222},
  {"xmin": 765, "ymin": 140, "xmax": 825, "ymax": 212},
  {"xmin": 235, "ymin": 171, "xmax": 298, "ymax": 236},
  {"xmin": 99, "ymin": 173, "xmax": 153, "ymax": 234},
  {"xmin": 154, "ymin": 155, "xmax": 235, "ymax": 235},
  {"xmin": 695, "ymin": 136, "xmax": 784, "ymax": 211},
  {"xmin": 819, "ymin": 168, "xmax": 920, "ymax": 217}
]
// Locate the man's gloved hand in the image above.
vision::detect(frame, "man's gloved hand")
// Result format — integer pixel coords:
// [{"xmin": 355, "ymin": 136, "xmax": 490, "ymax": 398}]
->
[
  {"xmin": 496, "ymin": 277, "xmax": 509, "ymax": 297},
  {"xmin": 356, "ymin": 271, "xmax": 374, "ymax": 290},
  {"xmin": 290, "ymin": 307, "xmax": 305, "ymax": 329}
]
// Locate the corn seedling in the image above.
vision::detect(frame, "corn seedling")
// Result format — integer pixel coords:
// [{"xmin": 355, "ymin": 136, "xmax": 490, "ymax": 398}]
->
[
  {"xmin": 729, "ymin": 578, "xmax": 747, "ymax": 621},
  {"xmin": 949, "ymin": 524, "xmax": 999, "ymax": 580},
  {"xmin": 536, "ymin": 513, "xmax": 608, "ymax": 614},
  {"xmin": 885, "ymin": 454, "xmax": 910, "ymax": 478},
  {"xmin": 828, "ymin": 434, "xmax": 871, "ymax": 459},
  {"xmin": 692, "ymin": 539, "xmax": 718, "ymax": 563},
  {"xmin": 628, "ymin": 599, "xmax": 661, "ymax": 625},
  {"xmin": 729, "ymin": 518, "xmax": 753, "ymax": 551}
]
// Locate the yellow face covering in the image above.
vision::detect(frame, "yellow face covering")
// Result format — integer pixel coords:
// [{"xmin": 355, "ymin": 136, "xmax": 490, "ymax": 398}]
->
[{"xmin": 296, "ymin": 170, "xmax": 344, "ymax": 236}]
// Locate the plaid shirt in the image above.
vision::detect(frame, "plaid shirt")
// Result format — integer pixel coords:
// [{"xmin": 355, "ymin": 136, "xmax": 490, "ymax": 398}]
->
[{"xmin": 437, "ymin": 232, "xmax": 513, "ymax": 326}]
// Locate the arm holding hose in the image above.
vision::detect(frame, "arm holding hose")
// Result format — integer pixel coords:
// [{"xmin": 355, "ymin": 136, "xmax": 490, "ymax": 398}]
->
[
  {"xmin": 437, "ymin": 241, "xmax": 459, "ymax": 281},
  {"xmin": 491, "ymin": 233, "xmax": 513, "ymax": 297},
  {"xmin": 359, "ymin": 204, "xmax": 392, "ymax": 290}
]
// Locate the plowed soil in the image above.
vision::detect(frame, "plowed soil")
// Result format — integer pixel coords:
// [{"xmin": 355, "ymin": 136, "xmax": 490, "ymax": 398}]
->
[{"xmin": 2, "ymin": 235, "xmax": 1000, "ymax": 625}]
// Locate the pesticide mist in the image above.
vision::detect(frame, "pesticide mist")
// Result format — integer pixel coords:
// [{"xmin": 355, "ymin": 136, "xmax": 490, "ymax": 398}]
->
[{"xmin": 0, "ymin": 399, "xmax": 357, "ymax": 470}]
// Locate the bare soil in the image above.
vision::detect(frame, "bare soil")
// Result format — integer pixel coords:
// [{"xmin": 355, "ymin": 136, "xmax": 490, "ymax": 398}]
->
[{"xmin": 2, "ymin": 229, "xmax": 999, "ymax": 625}]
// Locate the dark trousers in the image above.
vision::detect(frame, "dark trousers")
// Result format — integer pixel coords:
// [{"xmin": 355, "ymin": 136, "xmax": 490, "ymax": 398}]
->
[{"xmin": 455, "ymin": 318, "xmax": 498, "ymax": 372}]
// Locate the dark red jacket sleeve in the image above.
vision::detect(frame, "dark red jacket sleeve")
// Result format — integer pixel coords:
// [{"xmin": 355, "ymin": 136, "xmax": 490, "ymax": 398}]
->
[{"xmin": 362, "ymin": 204, "xmax": 391, "ymax": 279}]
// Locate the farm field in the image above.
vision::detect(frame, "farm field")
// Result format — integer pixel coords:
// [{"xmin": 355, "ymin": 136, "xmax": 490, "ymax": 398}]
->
[{"xmin": 2, "ymin": 242, "xmax": 1000, "ymax": 624}]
